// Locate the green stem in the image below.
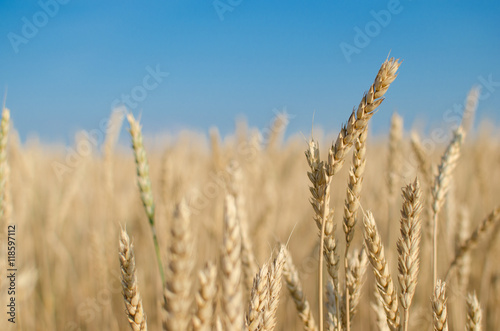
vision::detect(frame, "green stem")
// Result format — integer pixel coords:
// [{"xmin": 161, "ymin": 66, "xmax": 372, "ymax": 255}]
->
[{"xmin": 148, "ymin": 215, "xmax": 165, "ymax": 285}]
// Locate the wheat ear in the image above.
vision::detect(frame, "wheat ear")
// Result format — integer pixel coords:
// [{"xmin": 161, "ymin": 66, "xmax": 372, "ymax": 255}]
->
[
  {"xmin": 432, "ymin": 280, "xmax": 448, "ymax": 331},
  {"xmin": 371, "ymin": 290, "xmax": 391, "ymax": 331},
  {"xmin": 445, "ymin": 206, "xmax": 500, "ymax": 281},
  {"xmin": 119, "ymin": 228, "xmax": 148, "ymax": 331},
  {"xmin": 192, "ymin": 262, "xmax": 218, "ymax": 331},
  {"xmin": 466, "ymin": 292, "xmax": 482, "ymax": 331},
  {"xmin": 327, "ymin": 57, "xmax": 400, "ymax": 177},
  {"xmin": 247, "ymin": 263, "xmax": 269, "ymax": 331},
  {"xmin": 305, "ymin": 138, "xmax": 339, "ymax": 331},
  {"xmin": 341, "ymin": 247, "xmax": 368, "ymax": 328},
  {"xmin": 431, "ymin": 126, "xmax": 464, "ymax": 287},
  {"xmin": 263, "ymin": 245, "xmax": 286, "ymax": 331},
  {"xmin": 227, "ymin": 161, "xmax": 258, "ymax": 293},
  {"xmin": 283, "ymin": 247, "xmax": 317, "ymax": 331},
  {"xmin": 326, "ymin": 280, "xmax": 339, "ymax": 331},
  {"xmin": 363, "ymin": 211, "xmax": 400, "ymax": 331},
  {"xmin": 127, "ymin": 113, "xmax": 165, "ymax": 284},
  {"xmin": 162, "ymin": 200, "xmax": 194, "ymax": 330},
  {"xmin": 342, "ymin": 124, "xmax": 368, "ymax": 331},
  {"xmin": 221, "ymin": 194, "xmax": 244, "ymax": 330},
  {"xmin": 397, "ymin": 178, "xmax": 423, "ymax": 331},
  {"xmin": 307, "ymin": 57, "xmax": 400, "ymax": 331}
]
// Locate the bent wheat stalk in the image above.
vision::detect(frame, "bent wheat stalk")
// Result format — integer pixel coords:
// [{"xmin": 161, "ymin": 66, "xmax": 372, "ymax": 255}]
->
[
  {"xmin": 445, "ymin": 206, "xmax": 500, "ymax": 281},
  {"xmin": 307, "ymin": 57, "xmax": 401, "ymax": 331}
]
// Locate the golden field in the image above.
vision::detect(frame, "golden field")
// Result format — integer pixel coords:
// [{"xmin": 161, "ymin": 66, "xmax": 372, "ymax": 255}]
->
[{"xmin": 0, "ymin": 58, "xmax": 499, "ymax": 331}]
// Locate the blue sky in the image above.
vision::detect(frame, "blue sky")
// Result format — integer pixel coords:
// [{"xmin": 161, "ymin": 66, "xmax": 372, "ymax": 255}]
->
[{"xmin": 0, "ymin": 0, "xmax": 499, "ymax": 143}]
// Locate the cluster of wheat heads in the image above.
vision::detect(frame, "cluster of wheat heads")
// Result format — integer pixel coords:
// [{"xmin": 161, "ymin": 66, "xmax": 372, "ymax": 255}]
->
[{"xmin": 116, "ymin": 58, "xmax": 500, "ymax": 331}]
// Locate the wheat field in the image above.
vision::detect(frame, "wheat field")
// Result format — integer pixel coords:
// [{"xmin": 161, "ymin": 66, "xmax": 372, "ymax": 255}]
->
[{"xmin": 1, "ymin": 58, "xmax": 500, "ymax": 331}]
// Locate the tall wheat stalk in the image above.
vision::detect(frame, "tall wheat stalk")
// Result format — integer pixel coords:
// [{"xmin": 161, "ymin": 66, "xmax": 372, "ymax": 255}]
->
[
  {"xmin": 342, "ymin": 125, "xmax": 367, "ymax": 331},
  {"xmin": 307, "ymin": 57, "xmax": 401, "ymax": 331},
  {"xmin": 431, "ymin": 126, "xmax": 464, "ymax": 288},
  {"xmin": 127, "ymin": 113, "xmax": 165, "ymax": 284},
  {"xmin": 397, "ymin": 178, "xmax": 423, "ymax": 331}
]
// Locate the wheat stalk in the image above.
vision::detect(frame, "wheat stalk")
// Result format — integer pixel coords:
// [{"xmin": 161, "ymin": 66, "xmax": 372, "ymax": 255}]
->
[
  {"xmin": 397, "ymin": 178, "xmax": 423, "ymax": 331},
  {"xmin": 307, "ymin": 57, "xmax": 400, "ymax": 331},
  {"xmin": 227, "ymin": 161, "xmax": 258, "ymax": 293},
  {"xmin": 386, "ymin": 112, "xmax": 403, "ymax": 249},
  {"xmin": 466, "ymin": 292, "xmax": 482, "ymax": 331},
  {"xmin": 431, "ymin": 126, "xmax": 464, "ymax": 287},
  {"xmin": 283, "ymin": 247, "xmax": 318, "ymax": 331},
  {"xmin": 326, "ymin": 57, "xmax": 401, "ymax": 177},
  {"xmin": 343, "ymin": 124, "xmax": 368, "ymax": 331},
  {"xmin": 127, "ymin": 113, "xmax": 165, "ymax": 284},
  {"xmin": 263, "ymin": 245, "xmax": 286, "ymax": 331},
  {"xmin": 119, "ymin": 228, "xmax": 148, "ymax": 331},
  {"xmin": 247, "ymin": 263, "xmax": 269, "ymax": 331},
  {"xmin": 445, "ymin": 206, "xmax": 500, "ymax": 281},
  {"xmin": 432, "ymin": 280, "xmax": 448, "ymax": 331},
  {"xmin": 456, "ymin": 206, "xmax": 471, "ymax": 294},
  {"xmin": 162, "ymin": 200, "xmax": 194, "ymax": 331},
  {"xmin": 341, "ymin": 247, "xmax": 368, "ymax": 328},
  {"xmin": 363, "ymin": 211, "xmax": 400, "ymax": 331},
  {"xmin": 221, "ymin": 194, "xmax": 244, "ymax": 330},
  {"xmin": 192, "ymin": 262, "xmax": 218, "ymax": 331}
]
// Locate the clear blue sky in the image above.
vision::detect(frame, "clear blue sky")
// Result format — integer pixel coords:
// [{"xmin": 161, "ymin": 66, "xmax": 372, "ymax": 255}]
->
[{"xmin": 0, "ymin": 0, "xmax": 499, "ymax": 143}]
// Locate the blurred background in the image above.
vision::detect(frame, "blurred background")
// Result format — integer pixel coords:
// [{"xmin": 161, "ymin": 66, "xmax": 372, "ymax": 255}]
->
[{"xmin": 0, "ymin": 0, "xmax": 499, "ymax": 143}]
